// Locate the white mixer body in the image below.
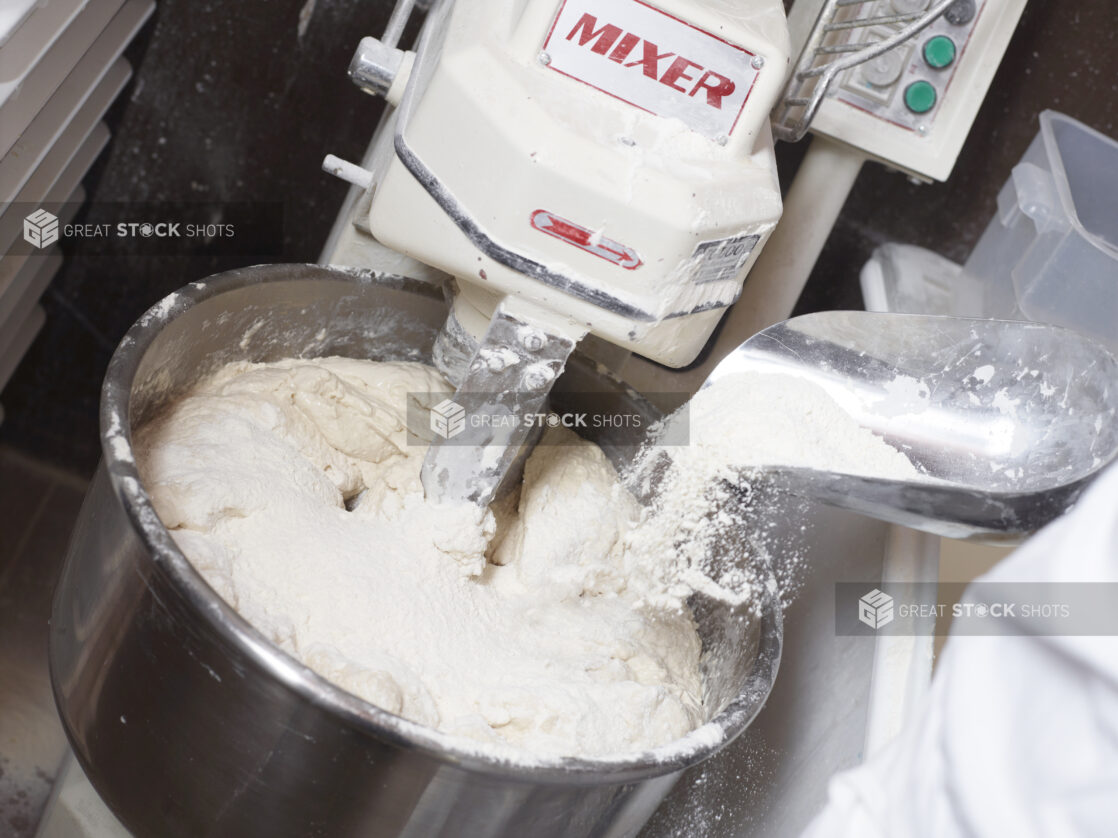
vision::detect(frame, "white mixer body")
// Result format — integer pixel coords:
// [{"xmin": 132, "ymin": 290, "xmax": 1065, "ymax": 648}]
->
[{"xmin": 367, "ymin": 0, "xmax": 791, "ymax": 367}]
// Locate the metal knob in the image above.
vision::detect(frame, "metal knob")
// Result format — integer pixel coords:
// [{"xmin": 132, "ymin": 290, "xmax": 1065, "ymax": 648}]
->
[
  {"xmin": 349, "ymin": 36, "xmax": 405, "ymax": 98},
  {"xmin": 944, "ymin": 0, "xmax": 977, "ymax": 25}
]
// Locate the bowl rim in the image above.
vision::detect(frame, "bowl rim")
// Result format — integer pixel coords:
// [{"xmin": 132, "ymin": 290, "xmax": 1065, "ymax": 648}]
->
[{"xmin": 99, "ymin": 262, "xmax": 783, "ymax": 785}]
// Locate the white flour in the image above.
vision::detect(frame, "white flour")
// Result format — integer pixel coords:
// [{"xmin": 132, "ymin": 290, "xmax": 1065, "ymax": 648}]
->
[
  {"xmin": 624, "ymin": 371, "xmax": 921, "ymax": 607},
  {"xmin": 136, "ymin": 358, "xmax": 919, "ymax": 761}
]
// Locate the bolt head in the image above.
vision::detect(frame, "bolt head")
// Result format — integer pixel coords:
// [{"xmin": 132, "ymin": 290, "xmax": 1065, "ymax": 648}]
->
[
  {"xmin": 520, "ymin": 329, "xmax": 546, "ymax": 352},
  {"xmin": 751, "ymin": 55, "xmax": 765, "ymax": 70},
  {"xmin": 538, "ymin": 51, "xmax": 551, "ymax": 66},
  {"xmin": 521, "ymin": 363, "xmax": 556, "ymax": 390}
]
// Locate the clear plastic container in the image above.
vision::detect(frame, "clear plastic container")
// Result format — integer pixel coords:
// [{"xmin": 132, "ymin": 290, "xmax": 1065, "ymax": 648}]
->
[{"xmin": 963, "ymin": 111, "xmax": 1118, "ymax": 347}]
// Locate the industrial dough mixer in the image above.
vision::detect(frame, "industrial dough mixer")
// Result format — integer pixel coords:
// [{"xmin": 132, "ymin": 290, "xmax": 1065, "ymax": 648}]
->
[
  {"xmin": 326, "ymin": 0, "xmax": 793, "ymax": 504},
  {"xmin": 41, "ymin": 1, "xmax": 1051, "ymax": 837}
]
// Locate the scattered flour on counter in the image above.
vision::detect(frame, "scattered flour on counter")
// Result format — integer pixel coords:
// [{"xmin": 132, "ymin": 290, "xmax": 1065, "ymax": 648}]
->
[
  {"xmin": 972, "ymin": 364, "xmax": 995, "ymax": 384},
  {"xmin": 136, "ymin": 359, "xmax": 920, "ymax": 761}
]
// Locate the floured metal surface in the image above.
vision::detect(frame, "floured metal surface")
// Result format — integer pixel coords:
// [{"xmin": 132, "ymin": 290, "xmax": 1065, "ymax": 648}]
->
[{"xmin": 0, "ymin": 450, "xmax": 86, "ymax": 837}]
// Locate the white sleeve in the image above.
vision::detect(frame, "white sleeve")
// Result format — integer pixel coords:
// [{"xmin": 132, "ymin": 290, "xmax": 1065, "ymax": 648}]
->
[{"xmin": 802, "ymin": 464, "xmax": 1118, "ymax": 838}]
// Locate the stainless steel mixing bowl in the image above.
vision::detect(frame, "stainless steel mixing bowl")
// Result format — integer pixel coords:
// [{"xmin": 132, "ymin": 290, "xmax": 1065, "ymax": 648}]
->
[{"xmin": 49, "ymin": 264, "xmax": 781, "ymax": 838}]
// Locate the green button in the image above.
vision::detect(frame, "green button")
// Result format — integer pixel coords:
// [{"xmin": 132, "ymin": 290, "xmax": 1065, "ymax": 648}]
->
[
  {"xmin": 904, "ymin": 80, "xmax": 938, "ymax": 114},
  {"xmin": 923, "ymin": 35, "xmax": 957, "ymax": 69}
]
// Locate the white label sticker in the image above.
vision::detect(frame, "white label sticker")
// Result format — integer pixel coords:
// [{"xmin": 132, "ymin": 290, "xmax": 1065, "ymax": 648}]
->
[
  {"xmin": 542, "ymin": 0, "xmax": 761, "ymax": 140},
  {"xmin": 691, "ymin": 234, "xmax": 761, "ymax": 284}
]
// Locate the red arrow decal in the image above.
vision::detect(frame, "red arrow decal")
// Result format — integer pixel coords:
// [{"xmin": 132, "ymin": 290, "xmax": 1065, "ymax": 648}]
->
[{"xmin": 530, "ymin": 209, "xmax": 643, "ymax": 270}]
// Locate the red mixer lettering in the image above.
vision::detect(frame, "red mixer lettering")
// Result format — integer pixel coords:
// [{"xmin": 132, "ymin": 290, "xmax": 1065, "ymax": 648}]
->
[
  {"xmin": 564, "ymin": 13, "xmax": 736, "ymax": 109},
  {"xmin": 543, "ymin": 0, "xmax": 761, "ymax": 139}
]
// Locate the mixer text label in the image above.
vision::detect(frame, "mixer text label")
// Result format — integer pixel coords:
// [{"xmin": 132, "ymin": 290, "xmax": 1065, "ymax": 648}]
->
[
  {"xmin": 564, "ymin": 14, "xmax": 735, "ymax": 108},
  {"xmin": 543, "ymin": 0, "xmax": 761, "ymax": 140}
]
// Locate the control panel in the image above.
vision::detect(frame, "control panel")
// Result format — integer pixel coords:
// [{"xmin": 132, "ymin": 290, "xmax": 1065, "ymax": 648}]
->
[{"xmin": 787, "ymin": 0, "xmax": 1028, "ymax": 181}]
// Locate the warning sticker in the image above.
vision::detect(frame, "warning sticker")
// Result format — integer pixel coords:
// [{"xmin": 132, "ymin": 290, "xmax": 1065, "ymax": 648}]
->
[
  {"xmin": 690, "ymin": 234, "xmax": 760, "ymax": 284},
  {"xmin": 530, "ymin": 209, "xmax": 642, "ymax": 270}
]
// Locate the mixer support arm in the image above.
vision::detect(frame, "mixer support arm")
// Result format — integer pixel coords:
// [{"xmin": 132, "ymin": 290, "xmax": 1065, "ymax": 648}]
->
[{"xmin": 421, "ymin": 298, "xmax": 587, "ymax": 506}]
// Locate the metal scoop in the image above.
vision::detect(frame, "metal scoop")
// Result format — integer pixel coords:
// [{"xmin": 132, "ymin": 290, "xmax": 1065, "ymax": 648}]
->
[{"xmin": 705, "ymin": 311, "xmax": 1118, "ymax": 541}]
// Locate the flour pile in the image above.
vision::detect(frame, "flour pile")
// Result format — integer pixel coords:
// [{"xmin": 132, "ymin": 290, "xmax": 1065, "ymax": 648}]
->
[
  {"xmin": 137, "ymin": 357, "xmax": 920, "ymax": 760},
  {"xmin": 625, "ymin": 372, "xmax": 922, "ymax": 606}
]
